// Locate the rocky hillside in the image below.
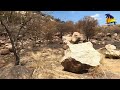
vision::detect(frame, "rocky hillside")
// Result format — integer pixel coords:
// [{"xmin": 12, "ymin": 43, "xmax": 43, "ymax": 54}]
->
[
  {"xmin": 91, "ymin": 25, "xmax": 120, "ymax": 49},
  {"xmin": 0, "ymin": 12, "xmax": 120, "ymax": 79}
]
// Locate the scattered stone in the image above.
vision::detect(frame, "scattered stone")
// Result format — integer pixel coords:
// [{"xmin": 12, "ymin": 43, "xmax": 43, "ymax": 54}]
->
[
  {"xmin": 0, "ymin": 40, "xmax": 5, "ymax": 46},
  {"xmin": 99, "ymin": 44, "xmax": 120, "ymax": 59},
  {"xmin": 105, "ymin": 44, "xmax": 116, "ymax": 51},
  {"xmin": 113, "ymin": 33, "xmax": 118, "ymax": 37},
  {"xmin": 5, "ymin": 43, "xmax": 13, "ymax": 52},
  {"xmin": 62, "ymin": 35, "xmax": 71, "ymax": 44},
  {"xmin": 0, "ymin": 49, "xmax": 10, "ymax": 55},
  {"xmin": 106, "ymin": 33, "xmax": 112, "ymax": 37},
  {"xmin": 105, "ymin": 50, "xmax": 120, "ymax": 59}
]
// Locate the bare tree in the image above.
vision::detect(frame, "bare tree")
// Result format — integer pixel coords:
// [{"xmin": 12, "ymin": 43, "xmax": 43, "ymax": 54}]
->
[
  {"xmin": 0, "ymin": 11, "xmax": 32, "ymax": 65},
  {"xmin": 76, "ymin": 16, "xmax": 98, "ymax": 41}
]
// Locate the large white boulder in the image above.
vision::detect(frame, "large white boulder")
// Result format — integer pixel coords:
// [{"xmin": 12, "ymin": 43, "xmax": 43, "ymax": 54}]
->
[{"xmin": 61, "ymin": 42, "xmax": 101, "ymax": 73}]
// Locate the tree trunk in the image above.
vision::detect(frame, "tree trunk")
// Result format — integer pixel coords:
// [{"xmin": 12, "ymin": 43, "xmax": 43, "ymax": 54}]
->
[
  {"xmin": 0, "ymin": 20, "xmax": 20, "ymax": 65},
  {"xmin": 11, "ymin": 39, "xmax": 20, "ymax": 65},
  {"xmin": 86, "ymin": 36, "xmax": 89, "ymax": 42}
]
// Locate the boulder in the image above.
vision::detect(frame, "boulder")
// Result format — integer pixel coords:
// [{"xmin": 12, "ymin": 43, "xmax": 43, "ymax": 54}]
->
[
  {"xmin": 61, "ymin": 42, "xmax": 101, "ymax": 73},
  {"xmin": 105, "ymin": 44, "xmax": 120, "ymax": 59},
  {"xmin": 62, "ymin": 32, "xmax": 85, "ymax": 44},
  {"xmin": 105, "ymin": 44, "xmax": 116, "ymax": 51},
  {"xmin": 105, "ymin": 50, "xmax": 120, "ymax": 59},
  {"xmin": 61, "ymin": 57, "xmax": 92, "ymax": 73},
  {"xmin": 0, "ymin": 49, "xmax": 10, "ymax": 55},
  {"xmin": 71, "ymin": 32, "xmax": 80, "ymax": 43},
  {"xmin": 62, "ymin": 35, "xmax": 72, "ymax": 44},
  {"xmin": 71, "ymin": 32, "xmax": 85, "ymax": 44},
  {"xmin": 99, "ymin": 44, "xmax": 120, "ymax": 59}
]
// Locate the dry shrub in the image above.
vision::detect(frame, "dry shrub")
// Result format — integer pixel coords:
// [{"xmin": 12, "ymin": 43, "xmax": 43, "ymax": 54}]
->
[
  {"xmin": 100, "ymin": 25, "xmax": 120, "ymax": 35},
  {"xmin": 76, "ymin": 16, "xmax": 98, "ymax": 41},
  {"xmin": 56, "ymin": 21, "xmax": 75, "ymax": 39}
]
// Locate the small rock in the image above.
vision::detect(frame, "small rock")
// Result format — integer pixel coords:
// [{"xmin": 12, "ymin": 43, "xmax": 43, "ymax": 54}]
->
[
  {"xmin": 113, "ymin": 33, "xmax": 118, "ymax": 37},
  {"xmin": 0, "ymin": 40, "xmax": 5, "ymax": 46},
  {"xmin": 101, "ymin": 41, "xmax": 105, "ymax": 45},
  {"xmin": 106, "ymin": 33, "xmax": 112, "ymax": 37},
  {"xmin": 0, "ymin": 49, "xmax": 10, "ymax": 55},
  {"xmin": 91, "ymin": 39, "xmax": 98, "ymax": 44},
  {"xmin": 5, "ymin": 43, "xmax": 13, "ymax": 52},
  {"xmin": 63, "ymin": 44, "xmax": 69, "ymax": 50}
]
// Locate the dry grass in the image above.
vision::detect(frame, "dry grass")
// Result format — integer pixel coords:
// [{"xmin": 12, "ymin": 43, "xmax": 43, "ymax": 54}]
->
[
  {"xmin": 25, "ymin": 47, "xmax": 93, "ymax": 79},
  {"xmin": 1, "ymin": 44, "xmax": 120, "ymax": 79},
  {"xmin": 88, "ymin": 57, "xmax": 120, "ymax": 79}
]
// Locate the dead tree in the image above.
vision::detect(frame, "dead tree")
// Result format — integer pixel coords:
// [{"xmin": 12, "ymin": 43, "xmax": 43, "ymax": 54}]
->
[{"xmin": 0, "ymin": 11, "xmax": 31, "ymax": 65}]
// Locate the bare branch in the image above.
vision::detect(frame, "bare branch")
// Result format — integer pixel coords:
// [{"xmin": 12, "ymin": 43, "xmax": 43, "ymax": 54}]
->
[
  {"xmin": 8, "ymin": 11, "xmax": 13, "ymax": 23},
  {"xmin": 15, "ymin": 17, "xmax": 32, "ymax": 46},
  {"xmin": 0, "ymin": 20, "xmax": 12, "ymax": 39}
]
